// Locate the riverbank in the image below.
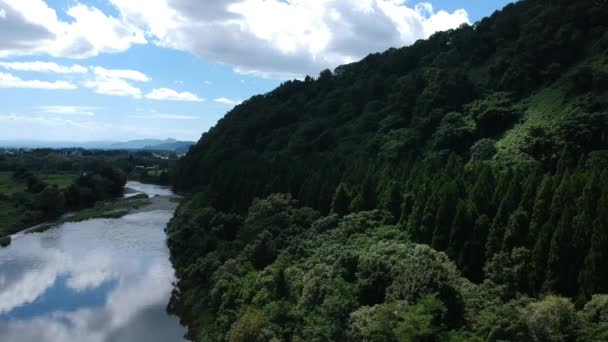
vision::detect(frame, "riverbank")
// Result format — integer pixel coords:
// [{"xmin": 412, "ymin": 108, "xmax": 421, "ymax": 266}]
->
[{"xmin": 21, "ymin": 194, "xmax": 180, "ymax": 236}]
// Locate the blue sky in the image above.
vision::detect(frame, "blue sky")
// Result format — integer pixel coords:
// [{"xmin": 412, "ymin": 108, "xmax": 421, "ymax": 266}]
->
[{"xmin": 0, "ymin": 0, "xmax": 514, "ymax": 142}]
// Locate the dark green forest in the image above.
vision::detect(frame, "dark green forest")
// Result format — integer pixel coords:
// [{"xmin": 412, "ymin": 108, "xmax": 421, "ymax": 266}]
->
[{"xmin": 167, "ymin": 0, "xmax": 608, "ymax": 340}]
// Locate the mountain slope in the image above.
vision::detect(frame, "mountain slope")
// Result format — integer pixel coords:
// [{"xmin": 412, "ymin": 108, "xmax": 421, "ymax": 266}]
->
[{"xmin": 167, "ymin": 0, "xmax": 608, "ymax": 340}]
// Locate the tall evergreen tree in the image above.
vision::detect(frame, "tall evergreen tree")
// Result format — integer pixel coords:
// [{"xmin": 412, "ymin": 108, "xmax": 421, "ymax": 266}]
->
[
  {"xmin": 486, "ymin": 176, "xmax": 522, "ymax": 260},
  {"xmin": 571, "ymin": 172, "xmax": 600, "ymax": 299},
  {"xmin": 381, "ymin": 181, "xmax": 403, "ymax": 222},
  {"xmin": 578, "ymin": 192, "xmax": 608, "ymax": 299},
  {"xmin": 447, "ymin": 200, "xmax": 476, "ymax": 265},
  {"xmin": 527, "ymin": 175, "xmax": 554, "ymax": 247},
  {"xmin": 545, "ymin": 204, "xmax": 577, "ymax": 296},
  {"xmin": 468, "ymin": 164, "xmax": 495, "ymax": 216},
  {"xmin": 331, "ymin": 183, "xmax": 351, "ymax": 216},
  {"xmin": 432, "ymin": 181, "xmax": 459, "ymax": 251},
  {"xmin": 398, "ymin": 192, "xmax": 415, "ymax": 225},
  {"xmin": 502, "ymin": 208, "xmax": 530, "ymax": 252}
]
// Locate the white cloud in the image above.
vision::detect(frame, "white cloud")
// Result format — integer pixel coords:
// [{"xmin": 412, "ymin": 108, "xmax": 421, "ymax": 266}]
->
[
  {"xmin": 0, "ymin": 72, "xmax": 76, "ymax": 90},
  {"xmin": 37, "ymin": 106, "xmax": 98, "ymax": 116},
  {"xmin": 109, "ymin": 0, "xmax": 470, "ymax": 78},
  {"xmin": 91, "ymin": 66, "xmax": 149, "ymax": 82},
  {"xmin": 130, "ymin": 113, "xmax": 199, "ymax": 120},
  {"xmin": 0, "ymin": 0, "xmax": 146, "ymax": 59},
  {"xmin": 0, "ymin": 8, "xmax": 7, "ymax": 19},
  {"xmin": 1, "ymin": 0, "xmax": 469, "ymax": 79},
  {"xmin": 84, "ymin": 67, "xmax": 149, "ymax": 98},
  {"xmin": 214, "ymin": 97, "xmax": 242, "ymax": 106},
  {"xmin": 145, "ymin": 88, "xmax": 203, "ymax": 102},
  {"xmin": 0, "ymin": 61, "xmax": 87, "ymax": 74}
]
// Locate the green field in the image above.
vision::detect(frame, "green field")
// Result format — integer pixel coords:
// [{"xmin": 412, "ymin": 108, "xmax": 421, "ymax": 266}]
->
[
  {"xmin": 0, "ymin": 172, "xmax": 77, "ymax": 195},
  {"xmin": 0, "ymin": 172, "xmax": 78, "ymax": 236},
  {"xmin": 0, "ymin": 172, "xmax": 25, "ymax": 195}
]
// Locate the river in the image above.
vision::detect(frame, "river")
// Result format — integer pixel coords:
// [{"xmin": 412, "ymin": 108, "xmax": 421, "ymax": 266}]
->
[{"xmin": 0, "ymin": 182, "xmax": 187, "ymax": 342}]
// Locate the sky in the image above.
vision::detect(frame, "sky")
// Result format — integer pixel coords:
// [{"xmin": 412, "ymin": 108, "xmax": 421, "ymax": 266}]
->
[{"xmin": 0, "ymin": 0, "xmax": 514, "ymax": 142}]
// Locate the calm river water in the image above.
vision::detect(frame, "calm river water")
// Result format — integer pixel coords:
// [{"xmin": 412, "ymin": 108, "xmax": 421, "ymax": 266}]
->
[{"xmin": 0, "ymin": 182, "xmax": 186, "ymax": 342}]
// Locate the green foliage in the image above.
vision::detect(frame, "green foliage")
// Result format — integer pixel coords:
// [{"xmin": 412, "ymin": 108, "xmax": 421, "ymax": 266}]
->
[
  {"xmin": 166, "ymin": 0, "xmax": 608, "ymax": 339},
  {"xmin": 0, "ymin": 235, "xmax": 10, "ymax": 247},
  {"xmin": 0, "ymin": 155, "xmax": 128, "ymax": 238}
]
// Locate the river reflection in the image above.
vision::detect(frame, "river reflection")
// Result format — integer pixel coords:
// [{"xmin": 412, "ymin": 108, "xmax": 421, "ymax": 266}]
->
[
  {"xmin": 125, "ymin": 181, "xmax": 174, "ymax": 197},
  {"xmin": 0, "ymin": 190, "xmax": 186, "ymax": 341}
]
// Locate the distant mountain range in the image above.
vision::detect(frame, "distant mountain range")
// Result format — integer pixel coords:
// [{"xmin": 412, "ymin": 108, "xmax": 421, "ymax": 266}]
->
[{"xmin": 0, "ymin": 138, "xmax": 195, "ymax": 153}]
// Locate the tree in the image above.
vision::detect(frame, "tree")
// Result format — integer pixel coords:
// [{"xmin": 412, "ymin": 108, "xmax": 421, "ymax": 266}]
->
[
  {"xmin": 527, "ymin": 175, "xmax": 554, "ymax": 247},
  {"xmin": 486, "ymin": 176, "xmax": 522, "ymax": 260},
  {"xmin": 38, "ymin": 186, "xmax": 66, "ymax": 216},
  {"xmin": 432, "ymin": 181, "xmax": 459, "ymax": 251},
  {"xmin": 502, "ymin": 208, "xmax": 529, "ymax": 251},
  {"xmin": 381, "ymin": 181, "xmax": 402, "ymax": 222},
  {"xmin": 447, "ymin": 199, "xmax": 475, "ymax": 264},
  {"xmin": 469, "ymin": 164, "xmax": 495, "ymax": 216},
  {"xmin": 578, "ymin": 193, "xmax": 608, "ymax": 298},
  {"xmin": 525, "ymin": 296, "xmax": 578, "ymax": 342},
  {"xmin": 545, "ymin": 205, "xmax": 577, "ymax": 295},
  {"xmin": 331, "ymin": 183, "xmax": 351, "ymax": 216}
]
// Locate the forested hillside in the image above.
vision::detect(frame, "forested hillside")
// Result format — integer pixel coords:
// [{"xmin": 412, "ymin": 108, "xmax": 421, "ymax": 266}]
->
[{"xmin": 167, "ymin": 0, "xmax": 608, "ymax": 340}]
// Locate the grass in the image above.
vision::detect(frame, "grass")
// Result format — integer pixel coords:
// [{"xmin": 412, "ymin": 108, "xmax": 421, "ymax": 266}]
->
[
  {"xmin": 40, "ymin": 174, "xmax": 78, "ymax": 188},
  {"xmin": 0, "ymin": 172, "xmax": 77, "ymax": 196},
  {"xmin": 0, "ymin": 172, "xmax": 25, "ymax": 195}
]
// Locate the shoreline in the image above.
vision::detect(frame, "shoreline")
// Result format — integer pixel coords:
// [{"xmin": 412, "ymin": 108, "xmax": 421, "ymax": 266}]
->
[{"xmin": 14, "ymin": 192, "xmax": 181, "ymax": 237}]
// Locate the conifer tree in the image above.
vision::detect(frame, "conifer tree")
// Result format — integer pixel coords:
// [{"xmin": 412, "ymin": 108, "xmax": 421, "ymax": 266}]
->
[
  {"xmin": 578, "ymin": 192, "xmax": 608, "ymax": 299},
  {"xmin": 545, "ymin": 204, "xmax": 576, "ymax": 295},
  {"xmin": 571, "ymin": 172, "xmax": 600, "ymax": 298},
  {"xmin": 447, "ymin": 200, "xmax": 476, "ymax": 264},
  {"xmin": 469, "ymin": 164, "xmax": 495, "ymax": 216},
  {"xmin": 360, "ymin": 176, "xmax": 377, "ymax": 211},
  {"xmin": 331, "ymin": 183, "xmax": 351, "ymax": 216},
  {"xmin": 432, "ymin": 181, "xmax": 459, "ymax": 251},
  {"xmin": 486, "ymin": 176, "xmax": 522, "ymax": 260},
  {"xmin": 502, "ymin": 208, "xmax": 529, "ymax": 252},
  {"xmin": 398, "ymin": 192, "xmax": 415, "ymax": 224},
  {"xmin": 527, "ymin": 175, "xmax": 554, "ymax": 247},
  {"xmin": 381, "ymin": 181, "xmax": 403, "ymax": 222}
]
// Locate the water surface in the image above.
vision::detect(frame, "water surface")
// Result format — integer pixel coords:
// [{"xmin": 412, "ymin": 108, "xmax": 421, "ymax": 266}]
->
[
  {"xmin": 0, "ymin": 182, "xmax": 186, "ymax": 342},
  {"xmin": 125, "ymin": 181, "xmax": 174, "ymax": 197}
]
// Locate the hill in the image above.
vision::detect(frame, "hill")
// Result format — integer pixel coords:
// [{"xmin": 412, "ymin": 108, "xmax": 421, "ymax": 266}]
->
[
  {"xmin": 0, "ymin": 138, "xmax": 194, "ymax": 152},
  {"xmin": 112, "ymin": 138, "xmax": 194, "ymax": 152},
  {"xmin": 167, "ymin": 0, "xmax": 608, "ymax": 340}
]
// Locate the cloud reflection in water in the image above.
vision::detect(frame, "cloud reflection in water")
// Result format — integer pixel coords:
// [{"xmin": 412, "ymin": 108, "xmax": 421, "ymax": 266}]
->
[{"xmin": 0, "ymin": 210, "xmax": 186, "ymax": 342}]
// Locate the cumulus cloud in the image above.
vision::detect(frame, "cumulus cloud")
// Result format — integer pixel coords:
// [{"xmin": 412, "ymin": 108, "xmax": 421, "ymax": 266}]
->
[
  {"xmin": 110, "ymin": 0, "xmax": 470, "ymax": 78},
  {"xmin": 1, "ymin": 0, "xmax": 469, "ymax": 79},
  {"xmin": 145, "ymin": 88, "xmax": 203, "ymax": 102},
  {"xmin": 84, "ymin": 67, "xmax": 150, "ymax": 98},
  {"xmin": 0, "ymin": 0, "xmax": 146, "ymax": 58},
  {"xmin": 0, "ymin": 61, "xmax": 87, "ymax": 74},
  {"xmin": 214, "ymin": 97, "xmax": 242, "ymax": 106},
  {"xmin": 0, "ymin": 72, "xmax": 76, "ymax": 89}
]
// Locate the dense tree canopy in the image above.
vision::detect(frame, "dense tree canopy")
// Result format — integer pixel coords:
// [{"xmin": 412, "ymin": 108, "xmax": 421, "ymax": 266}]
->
[{"xmin": 166, "ymin": 0, "xmax": 608, "ymax": 340}]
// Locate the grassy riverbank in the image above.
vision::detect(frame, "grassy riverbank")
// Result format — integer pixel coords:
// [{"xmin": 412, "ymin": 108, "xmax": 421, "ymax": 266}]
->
[{"xmin": 26, "ymin": 193, "xmax": 180, "ymax": 235}]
